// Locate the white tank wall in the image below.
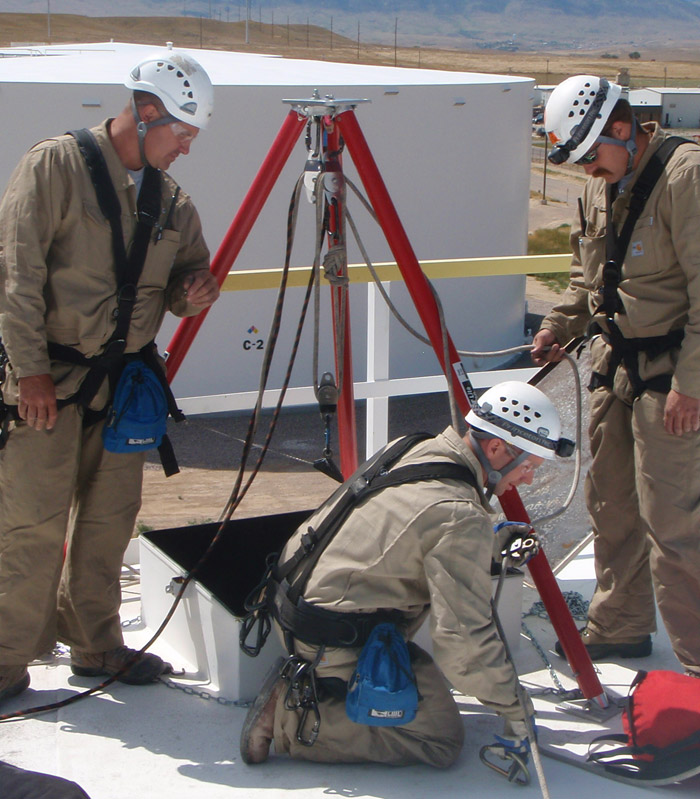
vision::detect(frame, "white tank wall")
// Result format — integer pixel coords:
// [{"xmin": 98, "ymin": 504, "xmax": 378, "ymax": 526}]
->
[{"xmin": 0, "ymin": 47, "xmax": 534, "ymax": 402}]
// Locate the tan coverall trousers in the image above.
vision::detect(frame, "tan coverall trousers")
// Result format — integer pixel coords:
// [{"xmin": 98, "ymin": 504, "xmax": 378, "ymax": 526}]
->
[
  {"xmin": 273, "ymin": 641, "xmax": 465, "ymax": 768},
  {"xmin": 0, "ymin": 404, "xmax": 145, "ymax": 665},
  {"xmin": 585, "ymin": 386, "xmax": 700, "ymax": 670}
]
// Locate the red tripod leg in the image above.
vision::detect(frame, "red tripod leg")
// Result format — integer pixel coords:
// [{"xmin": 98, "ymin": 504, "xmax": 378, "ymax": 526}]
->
[
  {"xmin": 165, "ymin": 110, "xmax": 306, "ymax": 381},
  {"xmin": 324, "ymin": 120, "xmax": 359, "ymax": 476},
  {"xmin": 336, "ymin": 109, "xmax": 606, "ymax": 705}
]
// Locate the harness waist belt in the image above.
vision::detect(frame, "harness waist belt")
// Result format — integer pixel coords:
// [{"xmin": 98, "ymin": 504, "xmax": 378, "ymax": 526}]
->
[{"xmin": 269, "ymin": 577, "xmax": 405, "ymax": 648}]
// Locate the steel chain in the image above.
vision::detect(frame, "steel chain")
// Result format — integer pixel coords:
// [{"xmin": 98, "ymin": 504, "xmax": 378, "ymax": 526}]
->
[
  {"xmin": 521, "ymin": 591, "xmax": 591, "ymax": 698},
  {"xmin": 157, "ymin": 676, "xmax": 252, "ymax": 708},
  {"xmin": 120, "ymin": 615, "xmax": 143, "ymax": 629}
]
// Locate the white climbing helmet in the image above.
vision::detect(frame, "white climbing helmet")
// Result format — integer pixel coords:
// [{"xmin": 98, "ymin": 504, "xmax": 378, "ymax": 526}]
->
[
  {"xmin": 466, "ymin": 381, "xmax": 571, "ymax": 460},
  {"xmin": 545, "ymin": 75, "xmax": 621, "ymax": 165},
  {"xmin": 125, "ymin": 50, "xmax": 214, "ymax": 130}
]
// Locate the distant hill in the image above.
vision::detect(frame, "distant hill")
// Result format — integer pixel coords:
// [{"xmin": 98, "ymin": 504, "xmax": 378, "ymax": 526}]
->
[{"xmin": 9, "ymin": 0, "xmax": 700, "ymax": 52}]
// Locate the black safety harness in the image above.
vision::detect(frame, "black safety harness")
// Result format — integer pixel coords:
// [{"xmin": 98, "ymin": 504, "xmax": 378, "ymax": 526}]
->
[
  {"xmin": 0, "ymin": 128, "xmax": 183, "ymax": 473},
  {"xmin": 239, "ymin": 432, "xmax": 481, "ymax": 745},
  {"xmin": 589, "ymin": 135, "xmax": 691, "ymax": 400}
]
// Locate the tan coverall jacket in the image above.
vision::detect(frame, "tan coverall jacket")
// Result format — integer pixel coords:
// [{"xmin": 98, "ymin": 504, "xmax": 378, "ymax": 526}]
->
[
  {"xmin": 0, "ymin": 120, "xmax": 211, "ymax": 664},
  {"xmin": 273, "ymin": 427, "xmax": 529, "ymax": 767},
  {"xmin": 540, "ymin": 123, "xmax": 700, "ymax": 669},
  {"xmin": 0, "ymin": 120, "xmax": 209, "ymax": 407}
]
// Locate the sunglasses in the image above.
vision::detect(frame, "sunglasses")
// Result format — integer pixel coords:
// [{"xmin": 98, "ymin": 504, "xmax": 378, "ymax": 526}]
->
[{"xmin": 577, "ymin": 142, "xmax": 601, "ymax": 165}]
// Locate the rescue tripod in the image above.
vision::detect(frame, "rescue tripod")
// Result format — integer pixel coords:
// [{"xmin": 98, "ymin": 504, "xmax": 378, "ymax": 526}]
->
[{"xmin": 164, "ymin": 94, "xmax": 610, "ymax": 714}]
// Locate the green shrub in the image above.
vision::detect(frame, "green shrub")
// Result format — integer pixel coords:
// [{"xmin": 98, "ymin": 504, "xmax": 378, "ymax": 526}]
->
[
  {"xmin": 528, "ymin": 225, "xmax": 571, "ymax": 255},
  {"xmin": 528, "ymin": 225, "xmax": 571, "ymax": 293}
]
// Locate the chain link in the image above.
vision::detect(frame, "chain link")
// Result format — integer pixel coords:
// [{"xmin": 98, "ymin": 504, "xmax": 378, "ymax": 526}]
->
[
  {"xmin": 521, "ymin": 591, "xmax": 591, "ymax": 698},
  {"xmin": 157, "ymin": 676, "xmax": 252, "ymax": 708},
  {"xmin": 525, "ymin": 591, "xmax": 589, "ymax": 621},
  {"xmin": 120, "ymin": 615, "xmax": 143, "ymax": 629}
]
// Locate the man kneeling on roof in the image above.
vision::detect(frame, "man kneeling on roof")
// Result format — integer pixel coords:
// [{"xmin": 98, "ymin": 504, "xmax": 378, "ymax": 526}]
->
[{"xmin": 239, "ymin": 381, "xmax": 573, "ymax": 769}]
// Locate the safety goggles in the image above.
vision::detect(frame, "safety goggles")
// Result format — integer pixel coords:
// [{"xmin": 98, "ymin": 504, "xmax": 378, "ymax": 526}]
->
[
  {"xmin": 504, "ymin": 443, "xmax": 537, "ymax": 475},
  {"xmin": 169, "ymin": 120, "xmax": 198, "ymax": 145}
]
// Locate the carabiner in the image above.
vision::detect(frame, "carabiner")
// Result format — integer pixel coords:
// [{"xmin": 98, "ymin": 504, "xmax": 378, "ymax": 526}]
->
[{"xmin": 479, "ymin": 744, "xmax": 530, "ymax": 786}]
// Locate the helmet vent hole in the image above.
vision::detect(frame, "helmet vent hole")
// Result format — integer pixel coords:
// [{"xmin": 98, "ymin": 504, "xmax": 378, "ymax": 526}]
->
[
  {"xmin": 167, "ymin": 64, "xmax": 175, "ymax": 71},
  {"xmin": 535, "ymin": 411, "xmax": 542, "ymax": 418},
  {"xmin": 513, "ymin": 411, "xmax": 521, "ymax": 418},
  {"xmin": 184, "ymin": 80, "xmax": 191, "ymax": 87}
]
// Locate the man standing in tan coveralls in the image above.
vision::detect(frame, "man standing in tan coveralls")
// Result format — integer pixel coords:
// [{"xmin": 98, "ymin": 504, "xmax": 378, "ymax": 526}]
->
[
  {"xmin": 532, "ymin": 75, "xmax": 700, "ymax": 676},
  {"xmin": 240, "ymin": 381, "xmax": 573, "ymax": 769},
  {"xmin": 0, "ymin": 50, "xmax": 220, "ymax": 704}
]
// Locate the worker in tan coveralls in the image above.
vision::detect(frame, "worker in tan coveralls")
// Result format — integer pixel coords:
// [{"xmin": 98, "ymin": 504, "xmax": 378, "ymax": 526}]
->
[
  {"xmin": 0, "ymin": 50, "xmax": 220, "ymax": 705},
  {"xmin": 532, "ymin": 75, "xmax": 700, "ymax": 677},
  {"xmin": 240, "ymin": 381, "xmax": 573, "ymax": 769}
]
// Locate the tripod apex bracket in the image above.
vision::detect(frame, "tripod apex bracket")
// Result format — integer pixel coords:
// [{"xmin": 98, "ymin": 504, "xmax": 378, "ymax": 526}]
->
[{"xmin": 282, "ymin": 92, "xmax": 371, "ymax": 120}]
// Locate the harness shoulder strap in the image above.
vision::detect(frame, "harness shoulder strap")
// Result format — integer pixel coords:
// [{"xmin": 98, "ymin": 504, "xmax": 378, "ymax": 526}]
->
[
  {"xmin": 68, "ymin": 128, "xmax": 162, "ymax": 349},
  {"xmin": 277, "ymin": 433, "xmax": 432, "ymax": 592},
  {"xmin": 602, "ymin": 136, "xmax": 690, "ymax": 318},
  {"xmin": 281, "ymin": 436, "xmax": 481, "ymax": 605}
]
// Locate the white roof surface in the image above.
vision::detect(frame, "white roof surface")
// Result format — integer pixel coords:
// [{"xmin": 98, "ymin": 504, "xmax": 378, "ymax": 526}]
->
[
  {"xmin": 2, "ymin": 536, "xmax": 698, "ymax": 799},
  {"xmin": 0, "ymin": 41, "xmax": 531, "ymax": 87}
]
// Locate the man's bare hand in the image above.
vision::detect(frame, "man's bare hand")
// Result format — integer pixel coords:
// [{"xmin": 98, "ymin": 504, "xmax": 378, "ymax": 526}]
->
[
  {"xmin": 664, "ymin": 389, "xmax": 700, "ymax": 436},
  {"xmin": 182, "ymin": 271, "xmax": 220, "ymax": 309},
  {"xmin": 18, "ymin": 374, "xmax": 57, "ymax": 431},
  {"xmin": 531, "ymin": 329, "xmax": 564, "ymax": 366}
]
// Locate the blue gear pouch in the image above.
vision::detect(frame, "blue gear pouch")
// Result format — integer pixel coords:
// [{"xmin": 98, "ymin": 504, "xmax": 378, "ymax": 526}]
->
[
  {"xmin": 102, "ymin": 360, "xmax": 167, "ymax": 453},
  {"xmin": 346, "ymin": 622, "xmax": 419, "ymax": 727}
]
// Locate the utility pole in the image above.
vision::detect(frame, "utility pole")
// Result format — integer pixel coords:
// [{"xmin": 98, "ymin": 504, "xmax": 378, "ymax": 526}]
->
[
  {"xmin": 542, "ymin": 138, "xmax": 548, "ymax": 205},
  {"xmin": 394, "ymin": 17, "xmax": 398, "ymax": 67},
  {"xmin": 245, "ymin": 0, "xmax": 250, "ymax": 43},
  {"xmin": 357, "ymin": 20, "xmax": 360, "ymax": 60},
  {"xmin": 47, "ymin": 0, "xmax": 51, "ymax": 42},
  {"xmin": 330, "ymin": 16, "xmax": 333, "ymax": 50}
]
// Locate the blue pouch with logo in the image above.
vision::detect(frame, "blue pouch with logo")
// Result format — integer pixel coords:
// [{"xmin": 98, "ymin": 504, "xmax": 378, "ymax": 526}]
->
[
  {"xmin": 346, "ymin": 622, "xmax": 419, "ymax": 727},
  {"xmin": 102, "ymin": 360, "xmax": 167, "ymax": 453}
]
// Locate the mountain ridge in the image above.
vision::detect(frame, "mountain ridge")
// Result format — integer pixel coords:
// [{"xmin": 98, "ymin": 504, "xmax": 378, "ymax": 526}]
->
[{"xmin": 7, "ymin": 1, "xmax": 700, "ymax": 51}]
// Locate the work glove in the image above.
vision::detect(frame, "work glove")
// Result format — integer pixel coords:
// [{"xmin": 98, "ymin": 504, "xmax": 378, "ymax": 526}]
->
[{"xmin": 494, "ymin": 521, "xmax": 540, "ymax": 565}]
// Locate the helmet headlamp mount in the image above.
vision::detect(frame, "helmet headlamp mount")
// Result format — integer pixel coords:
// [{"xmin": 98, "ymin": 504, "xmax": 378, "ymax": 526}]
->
[{"xmin": 472, "ymin": 402, "xmax": 574, "ymax": 459}]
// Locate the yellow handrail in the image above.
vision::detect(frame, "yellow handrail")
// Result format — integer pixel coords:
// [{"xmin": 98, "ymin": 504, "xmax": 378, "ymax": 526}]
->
[{"xmin": 220, "ymin": 253, "xmax": 571, "ymax": 292}]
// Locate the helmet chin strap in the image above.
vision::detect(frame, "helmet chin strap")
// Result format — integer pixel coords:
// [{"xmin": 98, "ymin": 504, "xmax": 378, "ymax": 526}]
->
[
  {"xmin": 469, "ymin": 431, "xmax": 529, "ymax": 501},
  {"xmin": 130, "ymin": 96, "xmax": 177, "ymax": 168}
]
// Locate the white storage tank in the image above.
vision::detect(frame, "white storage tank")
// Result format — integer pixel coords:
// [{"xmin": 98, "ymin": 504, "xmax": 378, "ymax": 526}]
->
[{"xmin": 0, "ymin": 42, "xmax": 534, "ymax": 406}]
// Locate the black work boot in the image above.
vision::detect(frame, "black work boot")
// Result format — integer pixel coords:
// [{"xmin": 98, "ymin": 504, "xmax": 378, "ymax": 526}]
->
[
  {"xmin": 554, "ymin": 627, "xmax": 652, "ymax": 660},
  {"xmin": 71, "ymin": 646, "xmax": 172, "ymax": 684},
  {"xmin": 0, "ymin": 665, "xmax": 30, "ymax": 705}
]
